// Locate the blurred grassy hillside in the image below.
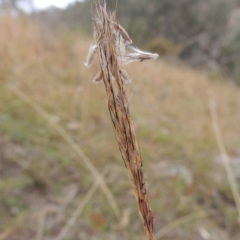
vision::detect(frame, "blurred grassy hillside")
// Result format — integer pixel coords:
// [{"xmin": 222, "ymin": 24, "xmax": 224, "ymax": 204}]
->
[
  {"xmin": 34, "ymin": 0, "xmax": 240, "ymax": 85},
  {"xmin": 1, "ymin": 16, "xmax": 240, "ymax": 240}
]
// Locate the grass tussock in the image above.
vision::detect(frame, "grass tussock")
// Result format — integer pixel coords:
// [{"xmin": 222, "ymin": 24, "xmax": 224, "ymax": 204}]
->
[{"xmin": 1, "ymin": 11, "xmax": 240, "ymax": 240}]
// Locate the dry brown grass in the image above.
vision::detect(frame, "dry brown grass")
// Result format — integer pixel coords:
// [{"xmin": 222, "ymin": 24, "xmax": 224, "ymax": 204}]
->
[{"xmin": 1, "ymin": 10, "xmax": 240, "ymax": 240}]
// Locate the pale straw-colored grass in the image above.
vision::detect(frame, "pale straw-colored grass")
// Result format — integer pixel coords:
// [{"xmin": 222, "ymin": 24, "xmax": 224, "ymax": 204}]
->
[{"xmin": 209, "ymin": 91, "xmax": 240, "ymax": 221}]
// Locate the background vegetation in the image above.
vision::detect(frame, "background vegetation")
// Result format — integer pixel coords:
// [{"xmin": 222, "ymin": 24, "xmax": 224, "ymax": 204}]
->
[
  {"xmin": 1, "ymin": 1, "xmax": 240, "ymax": 240},
  {"xmin": 33, "ymin": 0, "xmax": 240, "ymax": 85}
]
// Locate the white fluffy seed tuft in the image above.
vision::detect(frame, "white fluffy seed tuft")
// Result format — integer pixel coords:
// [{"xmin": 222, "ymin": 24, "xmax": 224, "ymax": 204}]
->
[{"xmin": 123, "ymin": 47, "xmax": 159, "ymax": 64}]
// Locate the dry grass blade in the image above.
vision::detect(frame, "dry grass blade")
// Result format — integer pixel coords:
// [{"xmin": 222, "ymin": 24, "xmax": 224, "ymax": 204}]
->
[
  {"xmin": 55, "ymin": 166, "xmax": 110, "ymax": 240},
  {"xmin": 209, "ymin": 91, "xmax": 240, "ymax": 221},
  {"xmin": 8, "ymin": 85, "xmax": 121, "ymax": 219},
  {"xmin": 155, "ymin": 210, "xmax": 210, "ymax": 240},
  {"xmin": 0, "ymin": 229, "xmax": 14, "ymax": 240},
  {"xmin": 84, "ymin": 1, "xmax": 158, "ymax": 239},
  {"xmin": 35, "ymin": 206, "xmax": 58, "ymax": 240},
  {"xmin": 35, "ymin": 210, "xmax": 46, "ymax": 240},
  {"xmin": 155, "ymin": 206, "xmax": 236, "ymax": 239}
]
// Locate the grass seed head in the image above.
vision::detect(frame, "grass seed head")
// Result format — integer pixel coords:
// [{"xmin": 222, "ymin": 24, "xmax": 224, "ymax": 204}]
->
[
  {"xmin": 112, "ymin": 21, "xmax": 133, "ymax": 44},
  {"xmin": 119, "ymin": 68, "xmax": 132, "ymax": 83},
  {"xmin": 84, "ymin": 43, "xmax": 98, "ymax": 68},
  {"xmin": 84, "ymin": 1, "xmax": 157, "ymax": 239},
  {"xmin": 93, "ymin": 71, "xmax": 103, "ymax": 84}
]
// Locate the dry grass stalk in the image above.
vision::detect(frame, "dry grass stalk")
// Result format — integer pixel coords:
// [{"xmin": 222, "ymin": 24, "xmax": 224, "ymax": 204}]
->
[
  {"xmin": 209, "ymin": 92, "xmax": 240, "ymax": 221},
  {"xmin": 8, "ymin": 85, "xmax": 120, "ymax": 218},
  {"xmin": 155, "ymin": 206, "xmax": 236, "ymax": 240},
  {"xmin": 84, "ymin": 1, "xmax": 158, "ymax": 239},
  {"xmin": 55, "ymin": 166, "xmax": 110, "ymax": 240}
]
